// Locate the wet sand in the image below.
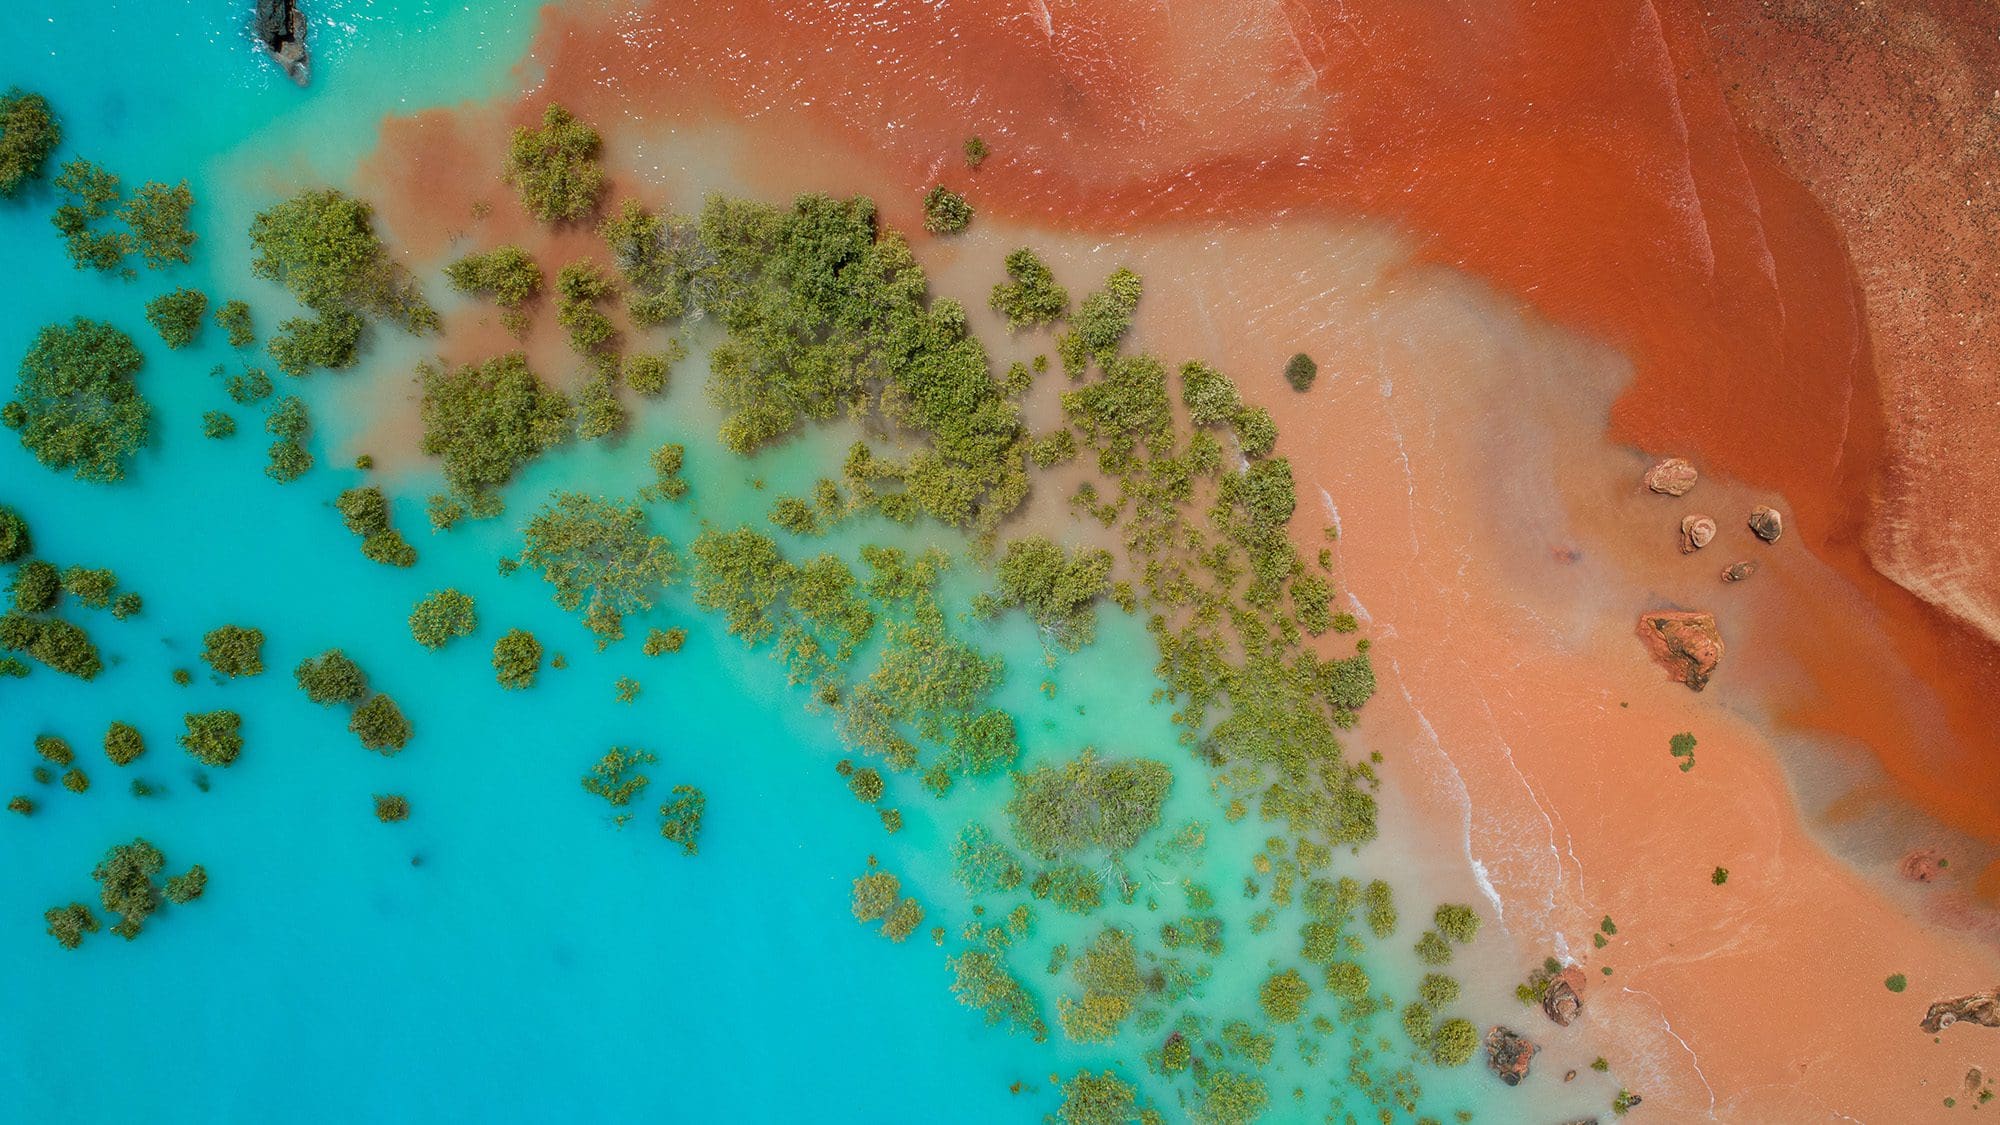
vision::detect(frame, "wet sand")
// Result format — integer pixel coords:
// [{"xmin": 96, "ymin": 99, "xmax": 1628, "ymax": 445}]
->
[{"xmin": 343, "ymin": 3, "xmax": 2000, "ymax": 1117}]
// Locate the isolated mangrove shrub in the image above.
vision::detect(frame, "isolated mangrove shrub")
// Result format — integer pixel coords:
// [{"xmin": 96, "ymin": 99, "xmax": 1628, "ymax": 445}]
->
[
  {"xmin": 659, "ymin": 784, "xmax": 706, "ymax": 855},
  {"xmin": 582, "ymin": 746, "xmax": 658, "ymax": 810},
  {"xmin": 1007, "ymin": 750, "xmax": 1173, "ymax": 859},
  {"xmin": 178, "ymin": 710, "xmax": 243, "ymax": 767},
  {"xmin": 991, "ymin": 535, "xmax": 1114, "ymax": 650},
  {"xmin": 519, "ymin": 492, "xmax": 676, "ymax": 644},
  {"xmin": 144, "ymin": 288, "xmax": 207, "ymax": 349},
  {"xmin": 990, "ymin": 248, "xmax": 1067, "ymax": 329},
  {"xmin": 373, "ymin": 794, "xmax": 410, "ymax": 822},
  {"xmin": 103, "ymin": 721, "xmax": 144, "ymax": 766},
  {"xmin": 336, "ymin": 485, "xmax": 417, "ymax": 567},
  {"xmin": 294, "ymin": 649, "xmax": 367, "ymax": 705},
  {"xmin": 445, "ymin": 245, "xmax": 541, "ymax": 307},
  {"xmin": 1432, "ymin": 1018, "xmax": 1478, "ymax": 1067},
  {"xmin": 409, "ymin": 589, "xmax": 476, "ymax": 649},
  {"xmin": 1434, "ymin": 903, "xmax": 1480, "ymax": 944},
  {"xmin": 0, "ymin": 505, "xmax": 28, "ymax": 562},
  {"xmin": 0, "ymin": 89, "xmax": 61, "ymax": 196},
  {"xmin": 7, "ymin": 317, "xmax": 150, "ymax": 482},
  {"xmin": 1283, "ymin": 351, "xmax": 1318, "ymax": 392},
  {"xmin": 419, "ymin": 352, "xmax": 572, "ymax": 509},
  {"xmin": 349, "ymin": 694, "xmax": 412, "ymax": 754},
  {"xmin": 248, "ymin": 188, "xmax": 436, "ymax": 330},
  {"xmin": 492, "ymin": 628, "xmax": 543, "ymax": 689},
  {"xmin": 200, "ymin": 624, "xmax": 265, "ymax": 678},
  {"xmin": 506, "ymin": 104, "xmax": 604, "ymax": 223},
  {"xmin": 214, "ymin": 299, "xmax": 254, "ymax": 347},
  {"xmin": 922, "ymin": 185, "xmax": 972, "ymax": 234}
]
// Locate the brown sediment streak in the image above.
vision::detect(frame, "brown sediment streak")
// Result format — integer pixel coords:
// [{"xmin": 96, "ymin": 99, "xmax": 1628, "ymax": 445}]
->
[{"xmin": 395, "ymin": 0, "xmax": 2000, "ymax": 838}]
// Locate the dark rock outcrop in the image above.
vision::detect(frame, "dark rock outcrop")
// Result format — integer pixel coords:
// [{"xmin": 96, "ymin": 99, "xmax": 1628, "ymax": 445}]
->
[
  {"xmin": 254, "ymin": 0, "xmax": 310, "ymax": 86},
  {"xmin": 1680, "ymin": 514, "xmax": 1717, "ymax": 553},
  {"xmin": 1542, "ymin": 967, "xmax": 1585, "ymax": 1026},
  {"xmin": 1722, "ymin": 560, "xmax": 1759, "ymax": 582},
  {"xmin": 1920, "ymin": 987, "xmax": 2000, "ymax": 1033},
  {"xmin": 1748, "ymin": 505, "xmax": 1784, "ymax": 542},
  {"xmin": 1644, "ymin": 457, "xmax": 1698, "ymax": 496},
  {"xmin": 1485, "ymin": 1025, "xmax": 1538, "ymax": 1086},
  {"xmin": 1637, "ymin": 610, "xmax": 1724, "ymax": 691}
]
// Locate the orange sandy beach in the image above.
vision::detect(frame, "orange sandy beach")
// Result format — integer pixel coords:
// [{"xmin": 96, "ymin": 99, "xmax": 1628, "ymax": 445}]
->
[{"xmin": 352, "ymin": 1, "xmax": 2000, "ymax": 1118}]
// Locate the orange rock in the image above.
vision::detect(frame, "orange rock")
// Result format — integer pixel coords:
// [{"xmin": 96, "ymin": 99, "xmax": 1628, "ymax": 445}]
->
[
  {"xmin": 1637, "ymin": 611, "xmax": 1724, "ymax": 691},
  {"xmin": 1645, "ymin": 457, "xmax": 1699, "ymax": 496}
]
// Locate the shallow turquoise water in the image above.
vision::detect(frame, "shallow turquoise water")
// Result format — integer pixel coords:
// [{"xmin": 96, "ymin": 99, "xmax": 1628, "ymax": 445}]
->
[{"xmin": 0, "ymin": 4, "xmax": 1527, "ymax": 1122}]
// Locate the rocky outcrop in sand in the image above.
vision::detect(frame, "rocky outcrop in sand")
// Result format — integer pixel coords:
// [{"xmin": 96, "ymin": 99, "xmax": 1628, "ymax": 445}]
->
[
  {"xmin": 1644, "ymin": 457, "xmax": 1698, "ymax": 496},
  {"xmin": 1722, "ymin": 560, "xmax": 1758, "ymax": 583},
  {"xmin": 255, "ymin": 0, "xmax": 310, "ymax": 85},
  {"xmin": 1542, "ymin": 967, "xmax": 1585, "ymax": 1026},
  {"xmin": 1637, "ymin": 611, "xmax": 1724, "ymax": 691},
  {"xmin": 1485, "ymin": 1026, "xmax": 1538, "ymax": 1085},
  {"xmin": 1919, "ymin": 988, "xmax": 2000, "ymax": 1034},
  {"xmin": 1748, "ymin": 506, "xmax": 1783, "ymax": 543},
  {"xmin": 1680, "ymin": 515, "xmax": 1716, "ymax": 553}
]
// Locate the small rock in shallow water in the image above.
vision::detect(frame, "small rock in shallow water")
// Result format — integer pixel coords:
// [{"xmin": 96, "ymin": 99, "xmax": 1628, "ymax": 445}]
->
[
  {"xmin": 1636, "ymin": 610, "xmax": 1724, "ymax": 691},
  {"xmin": 1680, "ymin": 514, "xmax": 1716, "ymax": 553},
  {"xmin": 1748, "ymin": 505, "xmax": 1783, "ymax": 542},
  {"xmin": 1899, "ymin": 848, "xmax": 1945, "ymax": 882},
  {"xmin": 1644, "ymin": 457, "xmax": 1698, "ymax": 496},
  {"xmin": 254, "ymin": 0, "xmax": 311, "ymax": 86},
  {"xmin": 1722, "ymin": 560, "xmax": 1759, "ymax": 582},
  {"xmin": 1484, "ymin": 1025, "xmax": 1538, "ymax": 1086},
  {"xmin": 1542, "ymin": 967, "xmax": 1585, "ymax": 1026}
]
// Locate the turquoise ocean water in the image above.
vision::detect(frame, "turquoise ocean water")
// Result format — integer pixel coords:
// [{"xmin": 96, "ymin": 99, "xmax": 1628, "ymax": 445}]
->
[{"xmin": 0, "ymin": 4, "xmax": 1519, "ymax": 1121}]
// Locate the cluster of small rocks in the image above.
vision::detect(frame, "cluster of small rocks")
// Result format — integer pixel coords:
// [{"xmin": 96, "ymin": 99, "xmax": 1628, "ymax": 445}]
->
[{"xmin": 1644, "ymin": 457, "xmax": 1783, "ymax": 580}]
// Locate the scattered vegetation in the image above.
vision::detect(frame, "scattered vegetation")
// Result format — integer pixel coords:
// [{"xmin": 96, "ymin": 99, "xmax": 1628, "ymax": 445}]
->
[
  {"xmin": 374, "ymin": 794, "xmax": 410, "ymax": 822},
  {"xmin": 582, "ymin": 746, "xmax": 658, "ymax": 816}
]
